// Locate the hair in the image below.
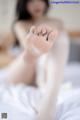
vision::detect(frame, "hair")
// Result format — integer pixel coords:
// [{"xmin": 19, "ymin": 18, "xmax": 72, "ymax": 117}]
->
[
  {"xmin": 16, "ymin": 0, "xmax": 49, "ymax": 21},
  {"xmin": 13, "ymin": 0, "xmax": 49, "ymax": 46}
]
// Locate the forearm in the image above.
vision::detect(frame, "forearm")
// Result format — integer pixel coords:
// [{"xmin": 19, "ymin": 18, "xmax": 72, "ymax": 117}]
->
[{"xmin": 6, "ymin": 50, "xmax": 37, "ymax": 85}]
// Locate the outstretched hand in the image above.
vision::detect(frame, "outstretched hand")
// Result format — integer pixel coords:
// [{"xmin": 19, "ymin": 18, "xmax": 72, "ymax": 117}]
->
[{"xmin": 25, "ymin": 25, "xmax": 58, "ymax": 57}]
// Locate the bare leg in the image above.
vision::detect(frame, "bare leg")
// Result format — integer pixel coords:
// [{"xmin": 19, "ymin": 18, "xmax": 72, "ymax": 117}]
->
[
  {"xmin": 37, "ymin": 31, "xmax": 69, "ymax": 120},
  {"xmin": 6, "ymin": 50, "xmax": 37, "ymax": 85}
]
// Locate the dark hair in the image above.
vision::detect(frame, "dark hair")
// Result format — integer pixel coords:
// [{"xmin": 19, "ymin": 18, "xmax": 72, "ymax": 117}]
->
[{"xmin": 16, "ymin": 0, "xmax": 49, "ymax": 21}]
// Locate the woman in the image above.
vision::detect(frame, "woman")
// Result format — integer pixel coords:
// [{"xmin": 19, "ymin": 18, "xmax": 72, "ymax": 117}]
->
[
  {"xmin": 0, "ymin": 0, "xmax": 69, "ymax": 120},
  {"xmin": 13, "ymin": 0, "xmax": 69, "ymax": 86}
]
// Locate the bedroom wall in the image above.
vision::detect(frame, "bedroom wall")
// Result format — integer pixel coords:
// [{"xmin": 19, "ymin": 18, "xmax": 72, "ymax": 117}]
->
[
  {"xmin": 48, "ymin": 3, "xmax": 80, "ymax": 31},
  {"xmin": 0, "ymin": 0, "xmax": 16, "ymax": 32},
  {"xmin": 69, "ymin": 40, "xmax": 80, "ymax": 63}
]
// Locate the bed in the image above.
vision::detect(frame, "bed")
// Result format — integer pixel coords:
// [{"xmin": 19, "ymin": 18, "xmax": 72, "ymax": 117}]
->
[{"xmin": 0, "ymin": 40, "xmax": 80, "ymax": 120}]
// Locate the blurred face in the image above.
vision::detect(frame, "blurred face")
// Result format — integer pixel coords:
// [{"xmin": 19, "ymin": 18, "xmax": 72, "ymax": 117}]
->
[{"xmin": 26, "ymin": 0, "xmax": 47, "ymax": 19}]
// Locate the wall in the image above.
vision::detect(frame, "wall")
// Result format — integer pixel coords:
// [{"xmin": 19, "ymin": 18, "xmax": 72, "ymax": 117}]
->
[
  {"xmin": 0, "ymin": 0, "xmax": 80, "ymax": 32},
  {"xmin": 48, "ymin": 3, "xmax": 80, "ymax": 31},
  {"xmin": 0, "ymin": 0, "xmax": 16, "ymax": 32}
]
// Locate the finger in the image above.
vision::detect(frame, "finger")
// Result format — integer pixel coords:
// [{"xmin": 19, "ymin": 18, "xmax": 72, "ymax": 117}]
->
[
  {"xmin": 48, "ymin": 30, "xmax": 58, "ymax": 43},
  {"xmin": 36, "ymin": 26, "xmax": 42, "ymax": 35},
  {"xmin": 30, "ymin": 26, "xmax": 36, "ymax": 33},
  {"xmin": 42, "ymin": 27, "xmax": 47, "ymax": 35},
  {"xmin": 43, "ymin": 33, "xmax": 48, "ymax": 41},
  {"xmin": 36, "ymin": 25, "xmax": 46, "ymax": 35},
  {"xmin": 45, "ymin": 26, "xmax": 52, "ymax": 34}
]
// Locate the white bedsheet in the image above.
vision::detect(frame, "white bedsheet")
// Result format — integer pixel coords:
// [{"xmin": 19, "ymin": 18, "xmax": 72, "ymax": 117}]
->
[
  {"xmin": 0, "ymin": 84, "xmax": 41, "ymax": 120},
  {"xmin": 0, "ymin": 84, "xmax": 80, "ymax": 120},
  {"xmin": 0, "ymin": 63, "xmax": 80, "ymax": 120},
  {"xmin": 56, "ymin": 89, "xmax": 80, "ymax": 120}
]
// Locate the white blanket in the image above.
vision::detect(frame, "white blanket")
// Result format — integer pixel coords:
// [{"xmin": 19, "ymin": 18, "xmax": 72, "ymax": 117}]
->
[
  {"xmin": 56, "ymin": 89, "xmax": 80, "ymax": 120},
  {"xmin": 0, "ymin": 84, "xmax": 41, "ymax": 120},
  {"xmin": 0, "ymin": 63, "xmax": 80, "ymax": 120},
  {"xmin": 0, "ymin": 83, "xmax": 80, "ymax": 120}
]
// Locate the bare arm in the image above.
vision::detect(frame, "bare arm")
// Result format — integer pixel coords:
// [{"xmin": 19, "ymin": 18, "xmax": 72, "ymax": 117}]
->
[
  {"xmin": 36, "ymin": 31, "xmax": 69, "ymax": 120},
  {"xmin": 14, "ymin": 22, "xmax": 31, "ymax": 48}
]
